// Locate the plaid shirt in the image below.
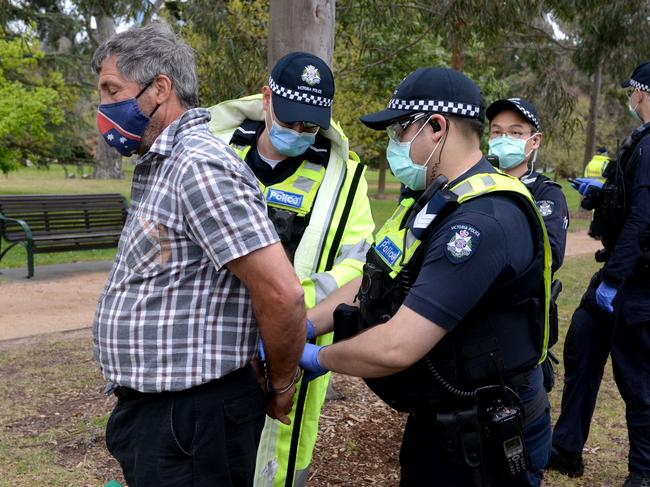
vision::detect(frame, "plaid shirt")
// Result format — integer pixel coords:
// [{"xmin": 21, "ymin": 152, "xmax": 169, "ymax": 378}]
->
[{"xmin": 93, "ymin": 108, "xmax": 278, "ymax": 392}]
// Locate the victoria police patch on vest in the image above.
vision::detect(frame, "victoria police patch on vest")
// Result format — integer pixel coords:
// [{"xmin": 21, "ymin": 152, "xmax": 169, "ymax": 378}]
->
[
  {"xmin": 444, "ymin": 223, "xmax": 481, "ymax": 263},
  {"xmin": 376, "ymin": 236, "xmax": 402, "ymax": 266},
  {"xmin": 266, "ymin": 188, "xmax": 304, "ymax": 209}
]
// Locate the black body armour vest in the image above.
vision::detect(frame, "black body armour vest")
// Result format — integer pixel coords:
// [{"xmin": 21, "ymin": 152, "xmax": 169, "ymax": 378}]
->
[
  {"xmin": 594, "ymin": 127, "xmax": 650, "ymax": 251},
  {"xmin": 356, "ymin": 191, "xmax": 547, "ymax": 413}
]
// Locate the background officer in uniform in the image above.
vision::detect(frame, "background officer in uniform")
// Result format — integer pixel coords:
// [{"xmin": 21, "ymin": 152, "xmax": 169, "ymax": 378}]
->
[
  {"xmin": 486, "ymin": 97, "xmax": 569, "ymax": 274},
  {"xmin": 208, "ymin": 52, "xmax": 374, "ymax": 487},
  {"xmin": 548, "ymin": 154, "xmax": 613, "ymax": 476},
  {"xmin": 298, "ymin": 67, "xmax": 552, "ymax": 487},
  {"xmin": 568, "ymin": 61, "xmax": 650, "ymax": 487},
  {"xmin": 584, "ymin": 146, "xmax": 610, "ymax": 182}
]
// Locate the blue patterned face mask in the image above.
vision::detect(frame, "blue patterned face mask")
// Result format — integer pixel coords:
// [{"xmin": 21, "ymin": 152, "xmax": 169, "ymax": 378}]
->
[
  {"xmin": 97, "ymin": 80, "xmax": 158, "ymax": 156},
  {"xmin": 266, "ymin": 104, "xmax": 318, "ymax": 157}
]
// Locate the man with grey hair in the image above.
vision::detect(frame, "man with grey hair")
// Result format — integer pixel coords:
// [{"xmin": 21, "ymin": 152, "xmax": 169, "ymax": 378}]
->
[{"xmin": 92, "ymin": 23, "xmax": 306, "ymax": 486}]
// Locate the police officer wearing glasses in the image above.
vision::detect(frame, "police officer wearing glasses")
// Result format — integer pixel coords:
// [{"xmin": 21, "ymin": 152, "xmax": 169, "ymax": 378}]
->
[
  {"xmin": 486, "ymin": 98, "xmax": 569, "ymax": 274},
  {"xmin": 297, "ymin": 67, "xmax": 553, "ymax": 486},
  {"xmin": 562, "ymin": 61, "xmax": 650, "ymax": 487}
]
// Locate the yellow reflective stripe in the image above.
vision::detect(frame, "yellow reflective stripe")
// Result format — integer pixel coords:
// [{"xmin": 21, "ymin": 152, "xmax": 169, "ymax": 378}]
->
[{"xmin": 453, "ymin": 172, "xmax": 551, "ymax": 362}]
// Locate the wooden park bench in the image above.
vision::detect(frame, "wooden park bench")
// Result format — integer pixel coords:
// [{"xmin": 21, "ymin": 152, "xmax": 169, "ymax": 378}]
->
[{"xmin": 0, "ymin": 193, "xmax": 127, "ymax": 278}]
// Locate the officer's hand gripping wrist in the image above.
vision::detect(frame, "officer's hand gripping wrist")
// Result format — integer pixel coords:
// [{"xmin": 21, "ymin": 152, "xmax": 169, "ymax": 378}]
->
[{"xmin": 299, "ymin": 343, "xmax": 328, "ymax": 382}]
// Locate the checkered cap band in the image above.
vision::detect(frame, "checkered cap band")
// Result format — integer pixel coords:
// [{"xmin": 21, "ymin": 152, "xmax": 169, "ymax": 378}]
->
[
  {"xmin": 508, "ymin": 98, "xmax": 540, "ymax": 130},
  {"xmin": 631, "ymin": 79, "xmax": 650, "ymax": 93},
  {"xmin": 268, "ymin": 77, "xmax": 333, "ymax": 107},
  {"xmin": 387, "ymin": 98, "xmax": 480, "ymax": 118}
]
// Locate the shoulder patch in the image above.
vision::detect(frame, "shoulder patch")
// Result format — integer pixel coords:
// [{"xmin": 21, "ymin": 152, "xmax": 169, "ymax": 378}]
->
[
  {"xmin": 536, "ymin": 200, "xmax": 555, "ymax": 217},
  {"xmin": 444, "ymin": 223, "xmax": 481, "ymax": 264}
]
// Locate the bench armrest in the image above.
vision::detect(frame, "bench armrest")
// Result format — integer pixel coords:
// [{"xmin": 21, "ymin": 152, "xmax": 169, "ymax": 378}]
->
[{"xmin": 0, "ymin": 214, "xmax": 33, "ymax": 242}]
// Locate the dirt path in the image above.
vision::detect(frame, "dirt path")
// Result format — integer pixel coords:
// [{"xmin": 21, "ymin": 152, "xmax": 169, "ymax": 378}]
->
[{"xmin": 0, "ymin": 231, "xmax": 602, "ymax": 342}]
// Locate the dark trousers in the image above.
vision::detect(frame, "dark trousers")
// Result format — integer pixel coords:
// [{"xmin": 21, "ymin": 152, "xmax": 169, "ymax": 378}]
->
[
  {"xmin": 552, "ymin": 270, "xmax": 614, "ymax": 454},
  {"xmin": 105, "ymin": 365, "xmax": 266, "ymax": 487},
  {"xmin": 400, "ymin": 367, "xmax": 551, "ymax": 487},
  {"xmin": 611, "ymin": 283, "xmax": 650, "ymax": 476}
]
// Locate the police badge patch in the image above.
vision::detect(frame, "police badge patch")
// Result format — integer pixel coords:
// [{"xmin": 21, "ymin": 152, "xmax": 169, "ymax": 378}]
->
[
  {"xmin": 301, "ymin": 65, "xmax": 321, "ymax": 86},
  {"xmin": 444, "ymin": 223, "xmax": 481, "ymax": 264},
  {"xmin": 536, "ymin": 200, "xmax": 555, "ymax": 217}
]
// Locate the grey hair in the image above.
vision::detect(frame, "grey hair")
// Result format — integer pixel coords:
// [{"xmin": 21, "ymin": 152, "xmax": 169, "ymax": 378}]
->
[{"xmin": 92, "ymin": 23, "xmax": 199, "ymax": 109}]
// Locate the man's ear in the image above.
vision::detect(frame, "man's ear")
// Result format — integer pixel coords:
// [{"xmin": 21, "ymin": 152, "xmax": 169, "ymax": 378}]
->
[
  {"xmin": 532, "ymin": 131, "xmax": 543, "ymax": 150},
  {"xmin": 152, "ymin": 74, "xmax": 173, "ymax": 104},
  {"xmin": 430, "ymin": 114, "xmax": 446, "ymax": 141},
  {"xmin": 262, "ymin": 86, "xmax": 272, "ymax": 111}
]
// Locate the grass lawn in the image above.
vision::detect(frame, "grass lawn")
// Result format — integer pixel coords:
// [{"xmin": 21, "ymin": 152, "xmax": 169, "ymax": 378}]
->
[{"xmin": 0, "ymin": 253, "xmax": 630, "ymax": 486}]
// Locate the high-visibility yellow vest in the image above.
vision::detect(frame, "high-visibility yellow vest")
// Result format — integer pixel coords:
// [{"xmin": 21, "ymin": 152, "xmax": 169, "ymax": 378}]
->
[{"xmin": 208, "ymin": 94, "xmax": 375, "ymax": 487}]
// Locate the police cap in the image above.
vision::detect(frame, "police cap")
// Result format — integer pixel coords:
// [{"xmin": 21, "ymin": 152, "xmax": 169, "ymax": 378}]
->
[
  {"xmin": 622, "ymin": 61, "xmax": 650, "ymax": 92},
  {"xmin": 486, "ymin": 98, "xmax": 541, "ymax": 131},
  {"xmin": 360, "ymin": 67, "xmax": 484, "ymax": 130},
  {"xmin": 268, "ymin": 51, "xmax": 334, "ymax": 130}
]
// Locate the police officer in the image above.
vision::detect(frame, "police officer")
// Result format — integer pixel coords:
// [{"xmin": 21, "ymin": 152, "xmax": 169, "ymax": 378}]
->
[
  {"xmin": 298, "ymin": 67, "xmax": 553, "ymax": 487},
  {"xmin": 548, "ymin": 157, "xmax": 612, "ymax": 476},
  {"xmin": 569, "ymin": 61, "xmax": 650, "ymax": 487},
  {"xmin": 208, "ymin": 52, "xmax": 375, "ymax": 487},
  {"xmin": 584, "ymin": 147, "xmax": 610, "ymax": 182},
  {"xmin": 486, "ymin": 98, "xmax": 569, "ymax": 274}
]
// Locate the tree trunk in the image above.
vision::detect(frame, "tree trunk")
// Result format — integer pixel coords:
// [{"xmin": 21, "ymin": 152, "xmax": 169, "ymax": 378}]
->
[
  {"xmin": 94, "ymin": 135, "xmax": 124, "ymax": 179},
  {"xmin": 376, "ymin": 152, "xmax": 387, "ymax": 199},
  {"xmin": 93, "ymin": 12, "xmax": 123, "ymax": 179},
  {"xmin": 449, "ymin": 30, "xmax": 465, "ymax": 71},
  {"xmin": 268, "ymin": 0, "xmax": 336, "ymax": 69},
  {"xmin": 583, "ymin": 57, "xmax": 603, "ymax": 169}
]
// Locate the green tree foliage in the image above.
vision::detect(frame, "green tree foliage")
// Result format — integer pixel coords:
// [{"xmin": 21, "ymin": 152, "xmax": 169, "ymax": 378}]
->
[{"xmin": 0, "ymin": 37, "xmax": 68, "ymax": 174}]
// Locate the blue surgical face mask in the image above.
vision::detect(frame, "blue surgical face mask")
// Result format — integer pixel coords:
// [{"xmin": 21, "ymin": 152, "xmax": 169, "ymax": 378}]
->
[
  {"xmin": 266, "ymin": 105, "xmax": 318, "ymax": 157},
  {"xmin": 488, "ymin": 134, "xmax": 536, "ymax": 170},
  {"xmin": 97, "ymin": 80, "xmax": 158, "ymax": 157},
  {"xmin": 386, "ymin": 118, "xmax": 442, "ymax": 191}
]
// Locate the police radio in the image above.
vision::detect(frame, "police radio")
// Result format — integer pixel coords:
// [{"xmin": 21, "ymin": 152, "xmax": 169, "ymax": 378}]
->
[{"xmin": 485, "ymin": 400, "xmax": 528, "ymax": 475}]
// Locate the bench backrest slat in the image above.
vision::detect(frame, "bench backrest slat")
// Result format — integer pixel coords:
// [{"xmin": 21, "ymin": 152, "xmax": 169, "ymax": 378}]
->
[{"xmin": 0, "ymin": 193, "xmax": 127, "ymax": 241}]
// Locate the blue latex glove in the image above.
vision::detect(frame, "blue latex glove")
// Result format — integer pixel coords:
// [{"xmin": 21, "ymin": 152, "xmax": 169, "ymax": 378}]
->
[
  {"xmin": 596, "ymin": 281, "xmax": 617, "ymax": 313},
  {"xmin": 571, "ymin": 177, "xmax": 603, "ymax": 196},
  {"xmin": 300, "ymin": 343, "xmax": 328, "ymax": 382},
  {"xmin": 258, "ymin": 319, "xmax": 316, "ymax": 362},
  {"xmin": 257, "ymin": 338, "xmax": 267, "ymax": 362},
  {"xmin": 306, "ymin": 319, "xmax": 316, "ymax": 340}
]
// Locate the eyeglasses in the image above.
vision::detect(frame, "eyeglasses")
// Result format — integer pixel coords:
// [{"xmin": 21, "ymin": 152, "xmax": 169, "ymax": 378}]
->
[
  {"xmin": 269, "ymin": 100, "xmax": 321, "ymax": 133},
  {"xmin": 387, "ymin": 113, "xmax": 433, "ymax": 143},
  {"xmin": 488, "ymin": 129, "xmax": 536, "ymax": 140}
]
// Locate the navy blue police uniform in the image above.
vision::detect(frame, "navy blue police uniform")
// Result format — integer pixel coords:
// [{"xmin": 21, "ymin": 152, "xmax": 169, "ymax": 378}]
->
[
  {"xmin": 551, "ymin": 64, "xmax": 650, "ymax": 483},
  {"xmin": 398, "ymin": 158, "xmax": 552, "ymax": 487},
  {"xmin": 350, "ymin": 68, "xmax": 553, "ymax": 486},
  {"xmin": 606, "ymin": 117, "xmax": 650, "ymax": 479},
  {"xmin": 521, "ymin": 172, "xmax": 569, "ymax": 274}
]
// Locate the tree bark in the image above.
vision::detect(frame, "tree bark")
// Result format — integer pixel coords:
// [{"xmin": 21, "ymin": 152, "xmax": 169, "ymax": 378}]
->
[
  {"xmin": 583, "ymin": 57, "xmax": 603, "ymax": 169},
  {"xmin": 268, "ymin": 0, "xmax": 336, "ymax": 69},
  {"xmin": 93, "ymin": 11, "xmax": 123, "ymax": 179},
  {"xmin": 449, "ymin": 28, "xmax": 465, "ymax": 71}
]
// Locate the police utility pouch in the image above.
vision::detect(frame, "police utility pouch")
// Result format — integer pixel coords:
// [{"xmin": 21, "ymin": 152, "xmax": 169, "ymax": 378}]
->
[{"xmin": 333, "ymin": 304, "xmax": 362, "ymax": 342}]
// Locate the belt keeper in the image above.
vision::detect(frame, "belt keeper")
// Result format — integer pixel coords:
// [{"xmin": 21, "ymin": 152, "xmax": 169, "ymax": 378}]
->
[{"xmin": 266, "ymin": 367, "xmax": 302, "ymax": 396}]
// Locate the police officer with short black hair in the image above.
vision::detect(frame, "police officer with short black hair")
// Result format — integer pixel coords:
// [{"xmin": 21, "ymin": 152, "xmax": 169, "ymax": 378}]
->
[
  {"xmin": 486, "ymin": 98, "xmax": 569, "ymax": 274},
  {"xmin": 558, "ymin": 60, "xmax": 650, "ymax": 487},
  {"xmin": 296, "ymin": 67, "xmax": 553, "ymax": 486}
]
